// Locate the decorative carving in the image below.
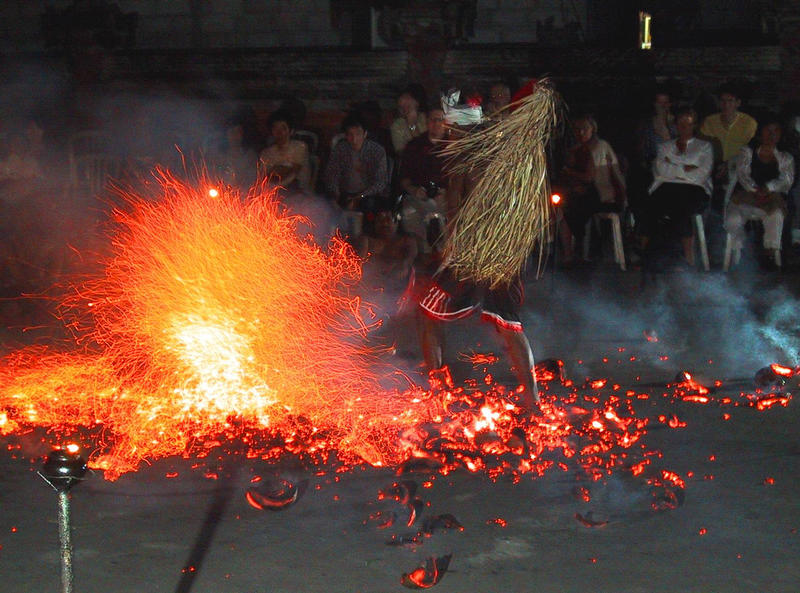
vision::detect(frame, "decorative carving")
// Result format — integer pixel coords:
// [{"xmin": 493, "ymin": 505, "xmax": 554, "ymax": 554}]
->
[{"xmin": 374, "ymin": 1, "xmax": 476, "ymax": 48}]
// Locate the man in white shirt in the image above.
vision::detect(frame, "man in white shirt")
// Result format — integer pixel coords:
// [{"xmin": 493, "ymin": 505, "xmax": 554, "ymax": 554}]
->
[{"xmin": 642, "ymin": 108, "xmax": 713, "ymax": 267}]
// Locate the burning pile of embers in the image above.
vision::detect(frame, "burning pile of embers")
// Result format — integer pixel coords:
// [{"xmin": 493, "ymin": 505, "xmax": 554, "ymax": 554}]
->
[
  {"xmin": 0, "ymin": 174, "xmax": 793, "ymax": 589},
  {"xmin": 240, "ymin": 359, "xmax": 791, "ymax": 588}
]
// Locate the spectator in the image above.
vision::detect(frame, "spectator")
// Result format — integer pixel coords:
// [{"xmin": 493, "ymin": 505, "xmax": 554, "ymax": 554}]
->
[
  {"xmin": 358, "ymin": 209, "xmax": 417, "ymax": 287},
  {"xmin": 630, "ymin": 90, "xmax": 676, "ymax": 235},
  {"xmin": 700, "ymin": 83, "xmax": 757, "ymax": 203},
  {"xmin": 557, "ymin": 115, "xmax": 627, "ymax": 263},
  {"xmin": 636, "ymin": 90, "xmax": 677, "ymax": 170},
  {"xmin": 324, "ymin": 114, "xmax": 389, "ymax": 237},
  {"xmin": 785, "ymin": 107, "xmax": 800, "ymax": 245},
  {"xmin": 259, "ymin": 110, "xmax": 310, "ymax": 192},
  {"xmin": 0, "ymin": 116, "xmax": 68, "ymax": 295},
  {"xmin": 390, "ymin": 90, "xmax": 427, "ymax": 155},
  {"xmin": 485, "ymin": 81, "xmax": 511, "ymax": 119},
  {"xmin": 353, "ymin": 100, "xmax": 394, "ymax": 159},
  {"xmin": 723, "ymin": 117, "xmax": 794, "ymax": 266},
  {"xmin": 398, "ymin": 108, "xmax": 449, "ymax": 255},
  {"xmin": 399, "ymin": 108, "xmax": 448, "ymax": 195},
  {"xmin": 642, "ymin": 108, "xmax": 713, "ymax": 267},
  {"xmin": 209, "ymin": 106, "xmax": 263, "ymax": 192}
]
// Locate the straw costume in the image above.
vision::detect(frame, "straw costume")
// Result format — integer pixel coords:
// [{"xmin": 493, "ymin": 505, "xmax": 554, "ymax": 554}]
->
[{"xmin": 417, "ymin": 80, "xmax": 559, "ymax": 414}]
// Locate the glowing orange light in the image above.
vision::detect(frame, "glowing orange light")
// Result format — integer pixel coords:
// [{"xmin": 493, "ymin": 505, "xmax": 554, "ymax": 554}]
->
[
  {"xmin": 770, "ymin": 363, "xmax": 793, "ymax": 377},
  {"xmin": 208, "ymin": 187, "xmax": 219, "ymax": 198},
  {"xmin": 550, "ymin": 193, "xmax": 562, "ymax": 205},
  {"xmin": 0, "ymin": 171, "xmax": 395, "ymax": 478},
  {"xmin": 755, "ymin": 395, "xmax": 791, "ymax": 410}
]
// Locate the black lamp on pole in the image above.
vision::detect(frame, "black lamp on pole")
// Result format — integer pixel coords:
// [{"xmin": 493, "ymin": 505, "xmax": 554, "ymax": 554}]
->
[{"xmin": 38, "ymin": 444, "xmax": 88, "ymax": 593}]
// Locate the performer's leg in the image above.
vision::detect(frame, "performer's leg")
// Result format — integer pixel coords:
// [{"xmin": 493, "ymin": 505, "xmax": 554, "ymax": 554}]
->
[
  {"xmin": 418, "ymin": 310, "xmax": 444, "ymax": 371},
  {"xmin": 496, "ymin": 325, "xmax": 540, "ymax": 411}
]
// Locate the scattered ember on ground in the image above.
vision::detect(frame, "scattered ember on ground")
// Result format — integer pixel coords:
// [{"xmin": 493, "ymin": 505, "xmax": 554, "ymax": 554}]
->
[{"xmin": 0, "ymin": 172, "xmax": 794, "ymax": 502}]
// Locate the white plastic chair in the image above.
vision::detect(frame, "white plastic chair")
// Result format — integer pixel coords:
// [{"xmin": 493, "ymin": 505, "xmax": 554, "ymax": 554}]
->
[
  {"xmin": 293, "ymin": 130, "xmax": 319, "ymax": 154},
  {"xmin": 721, "ymin": 155, "xmax": 781, "ymax": 271},
  {"xmin": 693, "ymin": 213, "xmax": 710, "ymax": 271},
  {"xmin": 582, "ymin": 211, "xmax": 626, "ymax": 270}
]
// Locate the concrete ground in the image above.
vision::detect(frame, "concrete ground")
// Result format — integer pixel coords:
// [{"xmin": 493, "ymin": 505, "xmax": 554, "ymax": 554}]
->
[{"xmin": 1, "ymin": 247, "xmax": 799, "ymax": 593}]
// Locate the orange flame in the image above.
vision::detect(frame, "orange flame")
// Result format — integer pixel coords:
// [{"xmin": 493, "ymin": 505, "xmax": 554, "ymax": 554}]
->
[
  {"xmin": 0, "ymin": 171, "xmax": 407, "ymax": 477},
  {"xmin": 0, "ymin": 170, "xmax": 791, "ymax": 491}
]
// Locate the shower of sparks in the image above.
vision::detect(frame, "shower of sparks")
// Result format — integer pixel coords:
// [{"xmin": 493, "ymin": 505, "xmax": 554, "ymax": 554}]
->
[
  {"xmin": 0, "ymin": 172, "xmax": 409, "ymax": 477},
  {"xmin": 0, "ymin": 171, "xmax": 794, "ymax": 491}
]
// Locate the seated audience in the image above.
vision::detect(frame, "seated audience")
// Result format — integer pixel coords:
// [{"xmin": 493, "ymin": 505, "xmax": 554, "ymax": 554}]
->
[
  {"xmin": 209, "ymin": 106, "xmax": 263, "ymax": 192},
  {"xmin": 557, "ymin": 114, "xmax": 627, "ymax": 263},
  {"xmin": 636, "ymin": 89, "xmax": 677, "ymax": 173},
  {"xmin": 631, "ymin": 90, "xmax": 676, "ymax": 234},
  {"xmin": 358, "ymin": 209, "xmax": 418, "ymax": 287},
  {"xmin": 398, "ymin": 108, "xmax": 449, "ymax": 255},
  {"xmin": 723, "ymin": 117, "xmax": 794, "ymax": 265},
  {"xmin": 641, "ymin": 108, "xmax": 713, "ymax": 267},
  {"xmin": 700, "ymin": 83, "xmax": 757, "ymax": 205},
  {"xmin": 353, "ymin": 100, "xmax": 394, "ymax": 159},
  {"xmin": 259, "ymin": 110, "xmax": 311, "ymax": 192},
  {"xmin": 485, "ymin": 81, "xmax": 512, "ymax": 120},
  {"xmin": 390, "ymin": 89, "xmax": 427, "ymax": 155},
  {"xmin": 324, "ymin": 114, "xmax": 389, "ymax": 238},
  {"xmin": 0, "ymin": 116, "xmax": 70, "ymax": 295}
]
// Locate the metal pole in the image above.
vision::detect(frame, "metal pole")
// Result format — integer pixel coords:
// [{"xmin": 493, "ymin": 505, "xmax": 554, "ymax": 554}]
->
[
  {"xmin": 40, "ymin": 446, "xmax": 86, "ymax": 593},
  {"xmin": 57, "ymin": 491, "xmax": 74, "ymax": 593}
]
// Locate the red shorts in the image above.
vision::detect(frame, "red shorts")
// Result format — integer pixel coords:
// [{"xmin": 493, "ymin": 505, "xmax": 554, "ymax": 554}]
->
[{"xmin": 418, "ymin": 268, "xmax": 524, "ymax": 332}]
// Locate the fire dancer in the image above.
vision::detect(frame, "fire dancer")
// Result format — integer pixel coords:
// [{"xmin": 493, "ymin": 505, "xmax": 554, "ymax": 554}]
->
[{"xmin": 417, "ymin": 81, "xmax": 559, "ymax": 416}]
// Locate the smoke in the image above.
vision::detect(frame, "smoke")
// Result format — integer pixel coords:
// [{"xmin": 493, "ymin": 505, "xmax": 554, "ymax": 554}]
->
[
  {"xmin": 755, "ymin": 290, "xmax": 800, "ymax": 365},
  {"xmin": 521, "ymin": 268, "xmax": 800, "ymax": 381}
]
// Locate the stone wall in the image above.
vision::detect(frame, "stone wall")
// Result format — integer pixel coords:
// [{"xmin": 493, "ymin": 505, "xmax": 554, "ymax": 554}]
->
[
  {"xmin": 0, "ymin": 1, "xmax": 770, "ymax": 52},
  {"xmin": 2, "ymin": 0, "xmax": 587, "ymax": 52},
  {"xmin": 1, "ymin": 42, "xmax": 781, "ymax": 163},
  {"xmin": 0, "ymin": 2, "xmax": 786, "ymax": 162},
  {"xmin": 91, "ymin": 44, "xmax": 781, "ymax": 112}
]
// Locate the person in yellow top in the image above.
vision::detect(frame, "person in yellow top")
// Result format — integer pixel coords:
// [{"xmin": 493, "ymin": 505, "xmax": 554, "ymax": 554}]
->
[{"xmin": 700, "ymin": 84, "xmax": 757, "ymax": 180}]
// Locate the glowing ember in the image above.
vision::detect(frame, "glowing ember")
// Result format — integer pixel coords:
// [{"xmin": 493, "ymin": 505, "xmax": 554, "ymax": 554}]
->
[
  {"xmin": 0, "ymin": 172, "xmax": 402, "ymax": 477},
  {"xmin": 0, "ymin": 170, "xmax": 793, "ymax": 506},
  {"xmin": 458, "ymin": 351, "xmax": 499, "ymax": 366},
  {"xmin": 401, "ymin": 554, "xmax": 451, "ymax": 589},
  {"xmin": 672, "ymin": 371, "xmax": 710, "ymax": 399}
]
